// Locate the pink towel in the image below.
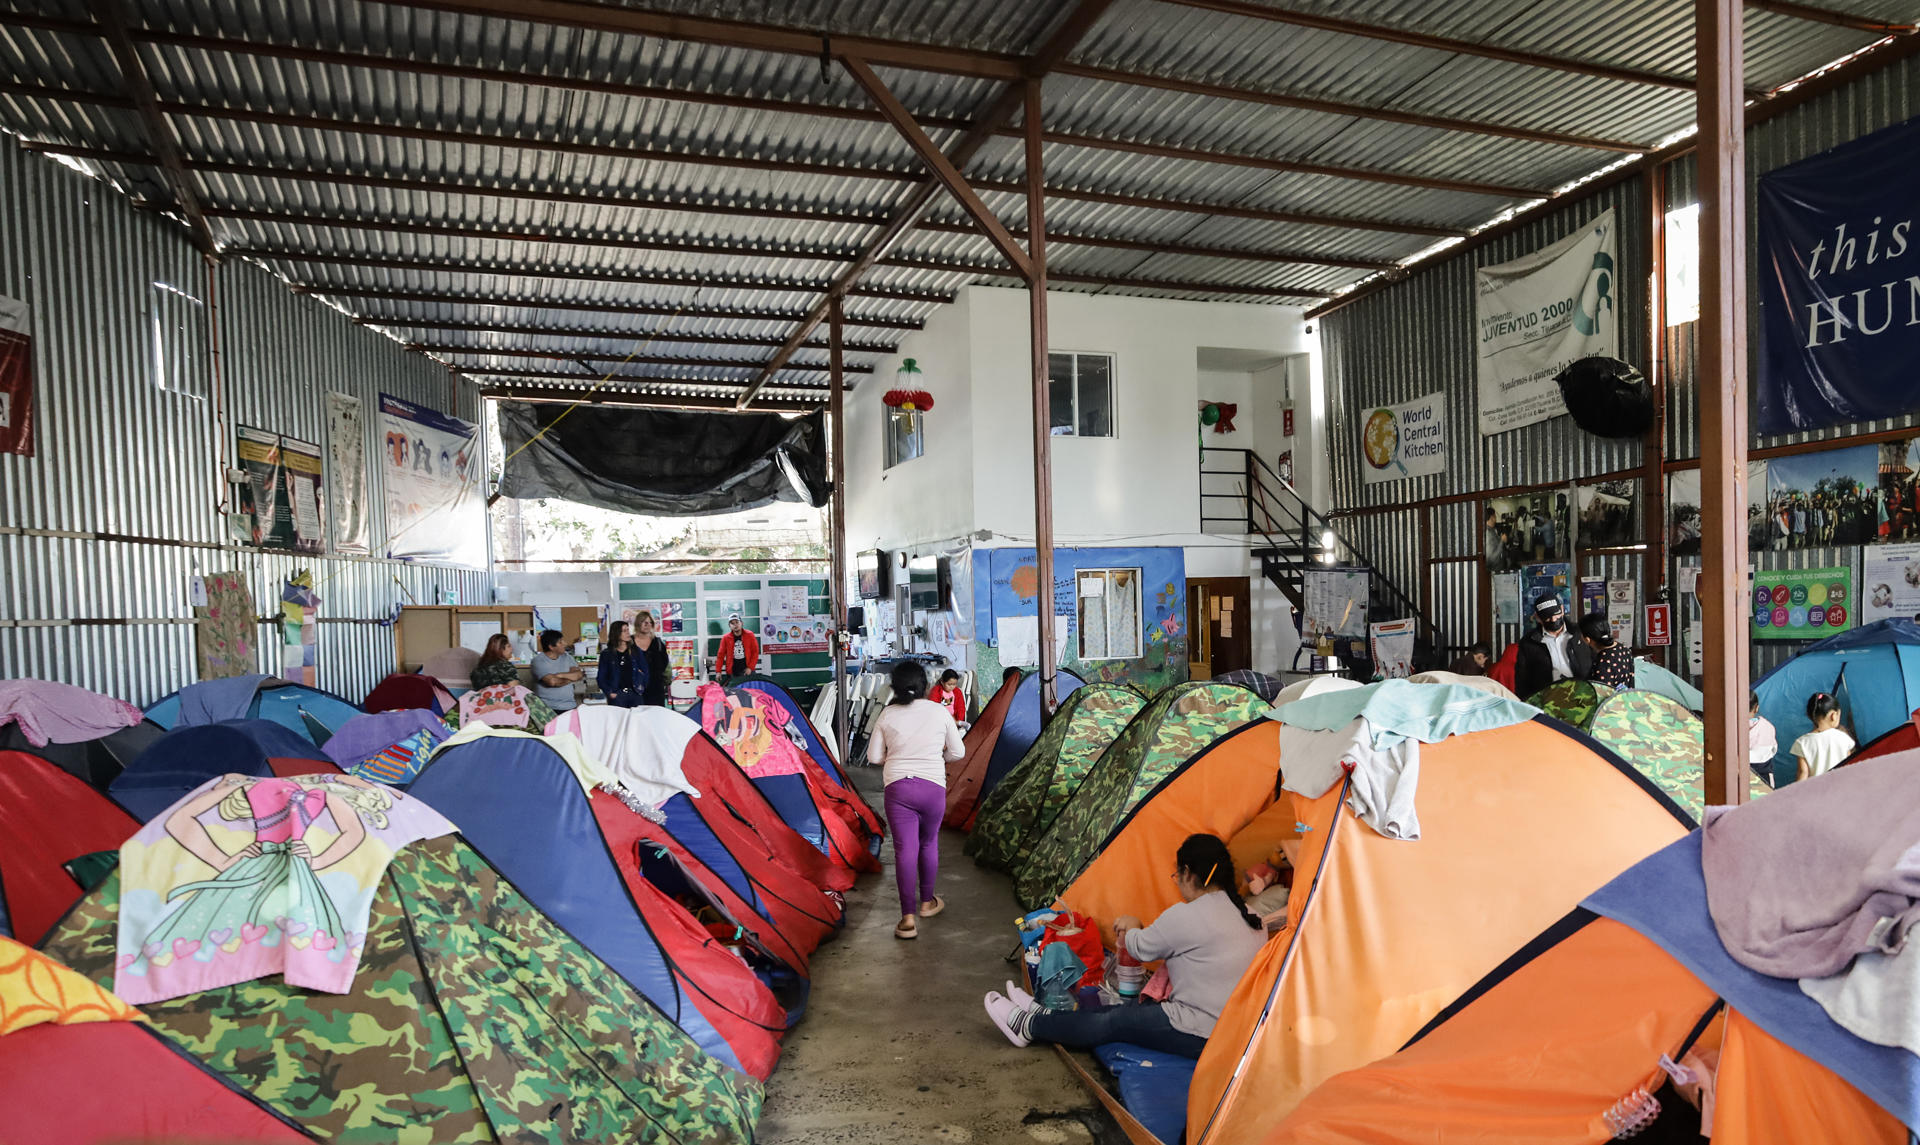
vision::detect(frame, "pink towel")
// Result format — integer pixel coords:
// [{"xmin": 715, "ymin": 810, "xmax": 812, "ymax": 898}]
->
[{"xmin": 0, "ymin": 679, "xmax": 144, "ymax": 747}]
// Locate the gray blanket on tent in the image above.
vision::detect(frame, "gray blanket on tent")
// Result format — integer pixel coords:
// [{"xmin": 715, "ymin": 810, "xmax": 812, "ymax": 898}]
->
[{"xmin": 496, "ymin": 403, "xmax": 828, "ymax": 516}]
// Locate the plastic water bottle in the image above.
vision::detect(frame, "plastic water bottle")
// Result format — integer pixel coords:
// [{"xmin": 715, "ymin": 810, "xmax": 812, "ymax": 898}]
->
[{"xmin": 1115, "ymin": 944, "xmax": 1143, "ymax": 1003}]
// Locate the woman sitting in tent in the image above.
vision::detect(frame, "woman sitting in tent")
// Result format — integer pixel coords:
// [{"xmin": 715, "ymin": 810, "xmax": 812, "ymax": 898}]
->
[{"xmin": 984, "ymin": 834, "xmax": 1266, "ymax": 1058}]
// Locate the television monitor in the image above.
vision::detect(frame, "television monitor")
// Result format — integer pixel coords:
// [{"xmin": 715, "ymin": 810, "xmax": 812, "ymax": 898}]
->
[
  {"xmin": 856, "ymin": 550, "xmax": 889, "ymax": 600},
  {"xmin": 908, "ymin": 555, "xmax": 950, "ymax": 612}
]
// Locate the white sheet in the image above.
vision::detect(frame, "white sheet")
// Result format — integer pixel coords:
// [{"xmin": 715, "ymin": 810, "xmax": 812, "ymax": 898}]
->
[
  {"xmin": 548, "ymin": 705, "xmax": 704, "ymax": 809},
  {"xmin": 1278, "ymin": 716, "xmax": 1422, "ymax": 841}
]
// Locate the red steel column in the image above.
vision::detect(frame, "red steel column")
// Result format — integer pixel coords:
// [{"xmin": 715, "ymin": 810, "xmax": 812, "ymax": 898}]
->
[{"xmin": 1696, "ymin": 0, "xmax": 1750, "ymax": 804}]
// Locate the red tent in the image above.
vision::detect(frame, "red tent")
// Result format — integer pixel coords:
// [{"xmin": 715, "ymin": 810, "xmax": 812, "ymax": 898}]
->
[
  {"xmin": 681, "ymin": 730, "xmax": 855, "ymax": 894},
  {"xmin": 363, "ymin": 672, "xmax": 457, "ymax": 715},
  {"xmin": 0, "ymin": 751, "xmax": 139, "ymax": 945},
  {"xmin": 0, "ymin": 936, "xmax": 314, "ymax": 1144},
  {"xmin": 1845, "ymin": 711, "xmax": 1920, "ymax": 765},
  {"xmin": 943, "ymin": 672, "xmax": 1023, "ymax": 828}
]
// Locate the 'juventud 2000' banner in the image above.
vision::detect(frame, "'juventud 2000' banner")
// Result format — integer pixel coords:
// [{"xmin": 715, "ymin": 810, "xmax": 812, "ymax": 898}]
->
[{"xmin": 1475, "ymin": 208, "xmax": 1618, "ymax": 436}]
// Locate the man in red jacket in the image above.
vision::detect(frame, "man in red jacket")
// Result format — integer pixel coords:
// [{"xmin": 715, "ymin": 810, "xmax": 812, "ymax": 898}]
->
[{"xmin": 717, "ymin": 614, "xmax": 760, "ymax": 683}]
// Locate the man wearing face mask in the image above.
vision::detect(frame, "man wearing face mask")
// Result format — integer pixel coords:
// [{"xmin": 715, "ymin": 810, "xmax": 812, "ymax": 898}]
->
[{"xmin": 1514, "ymin": 596, "xmax": 1592, "ymax": 701}]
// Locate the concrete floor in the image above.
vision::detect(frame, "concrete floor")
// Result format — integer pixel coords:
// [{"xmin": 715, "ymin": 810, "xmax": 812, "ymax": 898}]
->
[{"xmin": 758, "ymin": 767, "xmax": 1116, "ymax": 1145}]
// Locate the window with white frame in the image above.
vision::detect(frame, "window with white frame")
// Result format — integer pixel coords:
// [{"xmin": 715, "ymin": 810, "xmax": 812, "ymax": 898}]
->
[
  {"xmin": 1049, "ymin": 351, "xmax": 1114, "ymax": 437},
  {"xmin": 884, "ymin": 407, "xmax": 924, "ymax": 468},
  {"xmin": 1077, "ymin": 567, "xmax": 1142, "ymax": 660},
  {"xmin": 149, "ymin": 281, "xmax": 209, "ymax": 398}
]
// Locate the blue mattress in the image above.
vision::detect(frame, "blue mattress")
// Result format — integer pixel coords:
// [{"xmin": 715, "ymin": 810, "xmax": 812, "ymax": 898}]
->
[{"xmin": 1090, "ymin": 1041, "xmax": 1195, "ymax": 1144}]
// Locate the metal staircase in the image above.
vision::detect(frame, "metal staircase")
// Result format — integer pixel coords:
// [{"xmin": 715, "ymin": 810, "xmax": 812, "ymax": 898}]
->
[{"xmin": 1199, "ymin": 447, "xmax": 1442, "ymax": 652}]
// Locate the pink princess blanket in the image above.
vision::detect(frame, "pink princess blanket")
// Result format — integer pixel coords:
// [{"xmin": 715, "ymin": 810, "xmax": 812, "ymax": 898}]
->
[
  {"xmin": 113, "ymin": 773, "xmax": 454, "ymax": 1004},
  {"xmin": 696, "ymin": 682, "xmax": 810, "ymax": 778}
]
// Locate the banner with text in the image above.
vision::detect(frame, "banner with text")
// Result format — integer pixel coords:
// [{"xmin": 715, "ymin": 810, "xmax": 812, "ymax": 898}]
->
[
  {"xmin": 1360, "ymin": 391, "xmax": 1448, "ymax": 484},
  {"xmin": 1751, "ymin": 566, "xmax": 1854, "ymax": 640},
  {"xmin": 1862, "ymin": 543, "xmax": 1920, "ymax": 623},
  {"xmin": 1476, "ymin": 208, "xmax": 1618, "ymax": 435},
  {"xmin": 325, "ymin": 391, "xmax": 370, "ymax": 555},
  {"xmin": 379, "ymin": 394, "xmax": 484, "ymax": 567},
  {"xmin": 1758, "ymin": 116, "xmax": 1920, "ymax": 433}
]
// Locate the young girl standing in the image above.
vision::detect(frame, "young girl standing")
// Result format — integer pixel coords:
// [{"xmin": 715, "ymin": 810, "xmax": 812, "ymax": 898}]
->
[
  {"xmin": 1792, "ymin": 692, "xmax": 1855, "ymax": 782},
  {"xmin": 866, "ymin": 661, "xmax": 965, "ymax": 940}
]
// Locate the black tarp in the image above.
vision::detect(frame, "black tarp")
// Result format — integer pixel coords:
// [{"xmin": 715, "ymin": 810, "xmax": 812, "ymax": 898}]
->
[{"xmin": 496, "ymin": 403, "xmax": 829, "ymax": 516}]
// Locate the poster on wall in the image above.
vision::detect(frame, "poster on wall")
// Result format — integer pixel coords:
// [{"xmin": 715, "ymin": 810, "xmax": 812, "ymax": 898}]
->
[
  {"xmin": 325, "ymin": 391, "xmax": 370, "ymax": 555},
  {"xmin": 1575, "ymin": 478, "xmax": 1638, "ymax": 548},
  {"xmin": 194, "ymin": 571, "xmax": 256, "ymax": 680},
  {"xmin": 1751, "ymin": 565, "xmax": 1853, "ymax": 639},
  {"xmin": 1759, "ymin": 445, "xmax": 1882, "ymax": 549},
  {"xmin": 0, "ymin": 294, "xmax": 33, "ymax": 456},
  {"xmin": 379, "ymin": 393, "xmax": 484, "ymax": 567},
  {"xmin": 664, "ymin": 638, "xmax": 700, "ymax": 708},
  {"xmin": 236, "ymin": 426, "xmax": 290, "ymax": 548},
  {"xmin": 1303, "ymin": 568, "xmax": 1371, "ymax": 641},
  {"xmin": 1668, "ymin": 465, "xmax": 1769, "ymax": 557},
  {"xmin": 1485, "ymin": 490, "xmax": 1571, "ymax": 572},
  {"xmin": 1578, "ymin": 576, "xmax": 1607, "ymax": 621},
  {"xmin": 994, "ymin": 615, "xmax": 1074, "ymax": 668},
  {"xmin": 1607, "ymin": 579, "xmax": 1636, "ymax": 646},
  {"xmin": 657, "ymin": 602, "xmax": 685, "ymax": 633},
  {"xmin": 1861, "ymin": 543, "xmax": 1920, "ymax": 622},
  {"xmin": 1521, "ymin": 562, "xmax": 1573, "ymax": 622},
  {"xmin": 282, "ymin": 435, "xmax": 325, "ymax": 555},
  {"xmin": 1359, "ymin": 391, "xmax": 1447, "ymax": 484},
  {"xmin": 762, "ymin": 616, "xmax": 831, "ymax": 654},
  {"xmin": 1757, "ymin": 117, "xmax": 1920, "ymax": 434},
  {"xmin": 1475, "ymin": 208, "xmax": 1618, "ymax": 435},
  {"xmin": 1369, "ymin": 618, "xmax": 1417, "ymax": 679},
  {"xmin": 767, "ymin": 585, "xmax": 809, "ymax": 619},
  {"xmin": 1493, "ymin": 573, "xmax": 1521, "ymax": 624}
]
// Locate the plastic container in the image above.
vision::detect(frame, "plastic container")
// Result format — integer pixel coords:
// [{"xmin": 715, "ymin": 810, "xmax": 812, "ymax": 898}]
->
[{"xmin": 1115, "ymin": 943, "xmax": 1144, "ymax": 1002}]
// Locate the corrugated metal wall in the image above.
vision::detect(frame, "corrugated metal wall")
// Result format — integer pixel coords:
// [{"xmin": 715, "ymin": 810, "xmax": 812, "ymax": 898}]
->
[
  {"xmin": 1320, "ymin": 51, "xmax": 1920, "ymax": 671},
  {"xmin": 0, "ymin": 141, "xmax": 489, "ymax": 705}
]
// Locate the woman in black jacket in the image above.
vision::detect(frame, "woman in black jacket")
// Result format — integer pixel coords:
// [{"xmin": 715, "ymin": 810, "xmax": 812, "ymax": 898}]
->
[{"xmin": 631, "ymin": 610, "xmax": 673, "ymax": 706}]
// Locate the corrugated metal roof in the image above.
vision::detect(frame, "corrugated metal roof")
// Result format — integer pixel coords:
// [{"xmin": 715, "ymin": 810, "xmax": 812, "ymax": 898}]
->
[{"xmin": 0, "ymin": 0, "xmax": 1906, "ymax": 401}]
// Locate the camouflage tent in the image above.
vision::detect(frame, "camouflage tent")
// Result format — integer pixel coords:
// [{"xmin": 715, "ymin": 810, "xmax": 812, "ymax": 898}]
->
[
  {"xmin": 967, "ymin": 684, "xmax": 1147, "ymax": 873},
  {"xmin": 1012, "ymin": 682, "xmax": 1269, "ymax": 909},
  {"xmin": 1526, "ymin": 679, "xmax": 1614, "ymax": 729},
  {"xmin": 1586, "ymin": 689, "xmax": 1768, "ymax": 822},
  {"xmin": 40, "ymin": 835, "xmax": 761, "ymax": 1144}
]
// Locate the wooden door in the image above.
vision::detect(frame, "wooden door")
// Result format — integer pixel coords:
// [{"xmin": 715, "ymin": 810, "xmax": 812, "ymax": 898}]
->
[{"xmin": 1188, "ymin": 577, "xmax": 1253, "ymax": 678}]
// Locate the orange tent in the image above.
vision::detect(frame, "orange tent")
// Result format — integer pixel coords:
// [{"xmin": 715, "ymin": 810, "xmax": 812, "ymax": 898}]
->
[
  {"xmin": 1056, "ymin": 711, "xmax": 1692, "ymax": 1145},
  {"xmin": 1268, "ymin": 829, "xmax": 1912, "ymax": 1145}
]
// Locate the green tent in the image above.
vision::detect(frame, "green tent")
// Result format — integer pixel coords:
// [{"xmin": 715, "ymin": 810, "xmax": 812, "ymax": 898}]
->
[
  {"xmin": 1012, "ymin": 681, "xmax": 1269, "ymax": 909},
  {"xmin": 1586, "ymin": 689, "xmax": 1767, "ymax": 822},
  {"xmin": 967, "ymin": 683, "xmax": 1146, "ymax": 872},
  {"xmin": 1527, "ymin": 678, "xmax": 1615, "ymax": 728},
  {"xmin": 40, "ymin": 836, "xmax": 762, "ymax": 1144}
]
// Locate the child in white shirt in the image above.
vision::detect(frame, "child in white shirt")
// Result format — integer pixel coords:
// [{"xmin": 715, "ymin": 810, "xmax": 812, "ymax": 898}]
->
[
  {"xmin": 1791, "ymin": 691, "xmax": 1855, "ymax": 782},
  {"xmin": 1748, "ymin": 690, "xmax": 1778, "ymax": 784}
]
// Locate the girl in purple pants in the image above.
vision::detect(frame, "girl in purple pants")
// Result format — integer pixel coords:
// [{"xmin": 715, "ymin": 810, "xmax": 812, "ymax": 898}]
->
[{"xmin": 866, "ymin": 661, "xmax": 967, "ymax": 940}]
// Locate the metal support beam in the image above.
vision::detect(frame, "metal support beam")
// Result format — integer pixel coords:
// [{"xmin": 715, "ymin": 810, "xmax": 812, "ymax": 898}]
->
[
  {"xmin": 366, "ymin": 316, "xmax": 899, "ymax": 353},
  {"xmin": 1696, "ymin": 0, "xmax": 1750, "ymax": 805},
  {"xmin": 479, "ymin": 385, "xmax": 815, "ymax": 412},
  {"xmin": 1747, "ymin": 0, "xmax": 1915, "ymax": 33},
  {"xmin": 405, "ymin": 344, "xmax": 872, "ymax": 373},
  {"xmin": 1642, "ymin": 162, "xmax": 1670, "ymax": 662},
  {"xmin": 308, "ymin": 285, "xmax": 921, "ymax": 330},
  {"xmin": 87, "ymin": 0, "xmax": 215, "ymax": 255},
  {"xmin": 466, "ymin": 366, "xmax": 833, "ymax": 389},
  {"xmin": 1026, "ymin": 78, "xmax": 1059, "ymax": 719},
  {"xmin": 841, "ymin": 54, "xmax": 1034, "ymax": 279},
  {"xmin": 828, "ymin": 298, "xmax": 851, "ymax": 764}
]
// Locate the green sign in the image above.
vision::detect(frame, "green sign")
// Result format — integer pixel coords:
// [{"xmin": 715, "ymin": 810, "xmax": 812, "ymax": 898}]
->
[{"xmin": 1751, "ymin": 566, "xmax": 1853, "ymax": 640}]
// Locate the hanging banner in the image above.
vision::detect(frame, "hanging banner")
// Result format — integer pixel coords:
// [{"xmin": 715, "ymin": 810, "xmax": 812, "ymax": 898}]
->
[
  {"xmin": 279, "ymin": 576, "xmax": 319, "ymax": 688},
  {"xmin": 1475, "ymin": 208, "xmax": 1618, "ymax": 435},
  {"xmin": 761, "ymin": 616, "xmax": 832, "ymax": 655},
  {"xmin": 1368, "ymin": 618, "xmax": 1417, "ymax": 679},
  {"xmin": 282, "ymin": 435, "xmax": 324, "ymax": 556},
  {"xmin": 195, "ymin": 572, "xmax": 256, "ymax": 680},
  {"xmin": 1751, "ymin": 565, "xmax": 1854, "ymax": 639},
  {"xmin": 1758, "ymin": 116, "xmax": 1920, "ymax": 433},
  {"xmin": 378, "ymin": 394, "xmax": 484, "ymax": 567},
  {"xmin": 1862, "ymin": 542, "xmax": 1920, "ymax": 622},
  {"xmin": 1359, "ymin": 391, "xmax": 1448, "ymax": 484},
  {"xmin": 325, "ymin": 391, "xmax": 370, "ymax": 555},
  {"xmin": 236, "ymin": 425, "xmax": 291, "ymax": 549},
  {"xmin": 0, "ymin": 295, "xmax": 33, "ymax": 456}
]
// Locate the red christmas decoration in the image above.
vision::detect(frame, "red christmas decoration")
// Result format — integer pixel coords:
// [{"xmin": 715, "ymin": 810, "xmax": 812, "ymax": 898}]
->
[{"xmin": 883, "ymin": 389, "xmax": 935, "ymax": 411}]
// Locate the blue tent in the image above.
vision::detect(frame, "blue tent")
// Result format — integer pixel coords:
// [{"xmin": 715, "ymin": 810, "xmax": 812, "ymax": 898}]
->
[
  {"xmin": 408, "ymin": 733, "xmax": 787, "ymax": 1079},
  {"xmin": 1754, "ymin": 619, "xmax": 1920, "ymax": 786},
  {"xmin": 1633, "ymin": 658, "xmax": 1703, "ymax": 711},
  {"xmin": 147, "ymin": 678, "xmax": 362, "ymax": 747},
  {"xmin": 109, "ymin": 720, "xmax": 334, "ymax": 822},
  {"xmin": 980, "ymin": 669, "xmax": 1085, "ymax": 796}
]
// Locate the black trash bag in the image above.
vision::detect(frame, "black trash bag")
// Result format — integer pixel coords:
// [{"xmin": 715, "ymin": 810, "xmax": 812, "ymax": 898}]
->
[{"xmin": 1555, "ymin": 356, "xmax": 1654, "ymax": 438}]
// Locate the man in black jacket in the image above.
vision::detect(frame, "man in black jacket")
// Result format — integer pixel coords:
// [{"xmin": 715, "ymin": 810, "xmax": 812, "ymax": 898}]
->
[{"xmin": 1515, "ymin": 596, "xmax": 1593, "ymax": 701}]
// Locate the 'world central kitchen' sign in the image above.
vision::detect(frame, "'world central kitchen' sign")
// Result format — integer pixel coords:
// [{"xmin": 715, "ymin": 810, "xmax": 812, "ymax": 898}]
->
[{"xmin": 1760, "ymin": 115, "xmax": 1920, "ymax": 434}]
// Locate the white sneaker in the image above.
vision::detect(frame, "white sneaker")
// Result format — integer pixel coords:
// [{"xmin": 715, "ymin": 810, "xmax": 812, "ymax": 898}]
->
[
  {"xmin": 1004, "ymin": 979, "xmax": 1035, "ymax": 1009},
  {"xmin": 983, "ymin": 991, "xmax": 1031, "ymax": 1047}
]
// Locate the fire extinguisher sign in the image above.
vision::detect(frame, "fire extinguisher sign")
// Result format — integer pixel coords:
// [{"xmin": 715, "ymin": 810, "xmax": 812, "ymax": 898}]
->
[{"xmin": 1644, "ymin": 603, "xmax": 1672, "ymax": 647}]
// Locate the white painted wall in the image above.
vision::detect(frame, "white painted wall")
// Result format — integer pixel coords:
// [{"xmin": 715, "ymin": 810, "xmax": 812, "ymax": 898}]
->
[{"xmin": 846, "ymin": 291, "xmax": 976, "ymax": 553}]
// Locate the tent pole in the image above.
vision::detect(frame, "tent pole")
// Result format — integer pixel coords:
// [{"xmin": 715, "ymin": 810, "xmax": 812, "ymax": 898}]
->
[
  {"xmin": 1696, "ymin": 0, "xmax": 1751, "ymax": 804},
  {"xmin": 828, "ymin": 296, "xmax": 852, "ymax": 765},
  {"xmin": 1026, "ymin": 77, "xmax": 1058, "ymax": 718}
]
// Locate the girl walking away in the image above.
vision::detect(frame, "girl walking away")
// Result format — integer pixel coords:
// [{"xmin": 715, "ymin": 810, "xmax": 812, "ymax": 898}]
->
[
  {"xmin": 1792, "ymin": 692, "xmax": 1855, "ymax": 782},
  {"xmin": 597, "ymin": 620, "xmax": 645, "ymax": 708},
  {"xmin": 1578, "ymin": 614, "xmax": 1634, "ymax": 691},
  {"xmin": 929, "ymin": 669, "xmax": 969, "ymax": 728},
  {"xmin": 984, "ymin": 833, "xmax": 1267, "ymax": 1059},
  {"xmin": 867, "ymin": 661, "xmax": 965, "ymax": 940}
]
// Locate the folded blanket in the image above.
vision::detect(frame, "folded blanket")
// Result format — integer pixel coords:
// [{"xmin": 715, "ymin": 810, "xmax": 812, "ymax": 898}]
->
[
  {"xmin": 0, "ymin": 680, "xmax": 144, "ymax": 747},
  {"xmin": 323, "ymin": 710, "xmax": 449, "ymax": 770},
  {"xmin": 115, "ymin": 773, "xmax": 454, "ymax": 1004},
  {"xmin": 695, "ymin": 683, "xmax": 811, "ymax": 778}
]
